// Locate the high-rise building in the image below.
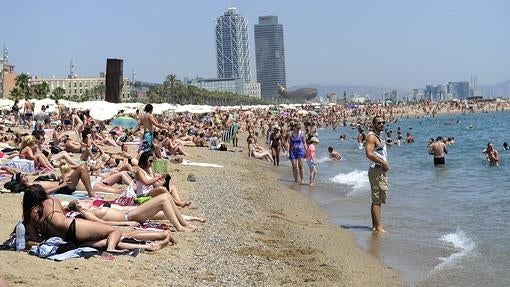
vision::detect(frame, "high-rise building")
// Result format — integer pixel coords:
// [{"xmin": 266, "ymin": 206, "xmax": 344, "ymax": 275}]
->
[
  {"xmin": 254, "ymin": 16, "xmax": 286, "ymax": 99},
  {"xmin": 447, "ymin": 81, "xmax": 470, "ymax": 100},
  {"xmin": 215, "ymin": 7, "xmax": 251, "ymax": 82}
]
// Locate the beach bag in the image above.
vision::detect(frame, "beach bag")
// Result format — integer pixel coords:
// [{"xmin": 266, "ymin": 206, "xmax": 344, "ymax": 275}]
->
[
  {"xmin": 152, "ymin": 159, "xmax": 168, "ymax": 174},
  {"xmin": 122, "ymin": 181, "xmax": 136, "ymax": 198}
]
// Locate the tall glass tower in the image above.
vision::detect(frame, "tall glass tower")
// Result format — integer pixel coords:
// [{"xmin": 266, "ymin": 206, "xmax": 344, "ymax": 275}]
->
[
  {"xmin": 254, "ymin": 16, "xmax": 286, "ymax": 99},
  {"xmin": 215, "ymin": 7, "xmax": 251, "ymax": 82}
]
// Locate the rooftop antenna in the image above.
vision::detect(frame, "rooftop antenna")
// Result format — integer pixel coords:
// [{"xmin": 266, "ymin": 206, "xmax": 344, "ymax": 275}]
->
[{"xmin": 69, "ymin": 60, "xmax": 76, "ymax": 78}]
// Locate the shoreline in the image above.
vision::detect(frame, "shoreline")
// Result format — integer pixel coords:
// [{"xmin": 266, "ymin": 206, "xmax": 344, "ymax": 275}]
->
[{"xmin": 0, "ymin": 133, "xmax": 401, "ymax": 286}]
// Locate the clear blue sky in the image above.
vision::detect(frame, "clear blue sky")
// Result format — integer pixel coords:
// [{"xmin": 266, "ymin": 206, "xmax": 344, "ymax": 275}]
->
[{"xmin": 2, "ymin": 0, "xmax": 509, "ymax": 90}]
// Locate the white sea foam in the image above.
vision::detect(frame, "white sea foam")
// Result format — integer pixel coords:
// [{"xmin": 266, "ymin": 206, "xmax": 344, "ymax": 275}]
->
[
  {"xmin": 329, "ymin": 169, "xmax": 369, "ymax": 196},
  {"xmin": 315, "ymin": 155, "xmax": 332, "ymax": 163},
  {"xmin": 435, "ymin": 228, "xmax": 476, "ymax": 271}
]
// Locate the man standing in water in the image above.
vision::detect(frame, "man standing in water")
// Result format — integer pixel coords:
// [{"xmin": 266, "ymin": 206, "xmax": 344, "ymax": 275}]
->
[
  {"xmin": 429, "ymin": 136, "xmax": 448, "ymax": 165},
  {"xmin": 134, "ymin": 104, "xmax": 168, "ymax": 153},
  {"xmin": 365, "ymin": 116, "xmax": 389, "ymax": 233}
]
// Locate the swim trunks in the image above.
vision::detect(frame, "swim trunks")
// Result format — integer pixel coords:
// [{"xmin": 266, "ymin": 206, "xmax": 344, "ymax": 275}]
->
[
  {"xmin": 434, "ymin": 157, "xmax": 445, "ymax": 165},
  {"xmin": 368, "ymin": 165, "xmax": 388, "ymax": 204},
  {"xmin": 141, "ymin": 131, "xmax": 154, "ymax": 152}
]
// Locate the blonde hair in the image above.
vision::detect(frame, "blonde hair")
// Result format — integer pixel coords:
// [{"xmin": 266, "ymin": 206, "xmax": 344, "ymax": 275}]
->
[
  {"xmin": 59, "ymin": 160, "xmax": 72, "ymax": 174},
  {"xmin": 20, "ymin": 135, "xmax": 36, "ymax": 150}
]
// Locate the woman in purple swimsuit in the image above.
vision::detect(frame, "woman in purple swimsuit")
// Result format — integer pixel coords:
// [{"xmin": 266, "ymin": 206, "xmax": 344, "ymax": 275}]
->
[{"xmin": 288, "ymin": 123, "xmax": 307, "ymax": 183}]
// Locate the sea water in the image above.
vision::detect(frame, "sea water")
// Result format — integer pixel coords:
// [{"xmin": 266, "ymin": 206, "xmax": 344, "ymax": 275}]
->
[{"xmin": 278, "ymin": 111, "xmax": 510, "ymax": 287}]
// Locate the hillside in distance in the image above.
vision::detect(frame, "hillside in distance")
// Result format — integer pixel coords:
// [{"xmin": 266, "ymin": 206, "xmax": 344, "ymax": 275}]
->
[{"xmin": 288, "ymin": 84, "xmax": 407, "ymax": 101}]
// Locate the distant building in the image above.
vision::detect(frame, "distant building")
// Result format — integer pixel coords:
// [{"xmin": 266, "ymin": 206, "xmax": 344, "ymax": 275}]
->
[
  {"xmin": 187, "ymin": 77, "xmax": 261, "ymax": 98},
  {"xmin": 254, "ymin": 16, "xmax": 286, "ymax": 99},
  {"xmin": 425, "ymin": 84, "xmax": 446, "ymax": 101},
  {"xmin": 216, "ymin": 7, "xmax": 251, "ymax": 82},
  {"xmin": 30, "ymin": 73, "xmax": 132, "ymax": 101},
  {"xmin": 447, "ymin": 81, "xmax": 470, "ymax": 100},
  {"xmin": 383, "ymin": 90, "xmax": 398, "ymax": 102},
  {"xmin": 1, "ymin": 62, "xmax": 16, "ymax": 98}
]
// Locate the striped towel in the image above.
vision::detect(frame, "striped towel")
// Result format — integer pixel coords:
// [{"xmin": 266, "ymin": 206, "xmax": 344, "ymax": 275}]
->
[{"xmin": 221, "ymin": 123, "xmax": 239, "ymax": 143}]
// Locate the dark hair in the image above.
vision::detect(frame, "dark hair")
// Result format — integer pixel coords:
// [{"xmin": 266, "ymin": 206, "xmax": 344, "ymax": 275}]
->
[
  {"xmin": 4, "ymin": 173, "xmax": 26, "ymax": 193},
  {"xmin": 138, "ymin": 151, "xmax": 154, "ymax": 168},
  {"xmin": 144, "ymin": 104, "xmax": 153, "ymax": 113},
  {"xmin": 328, "ymin": 147, "xmax": 333, "ymax": 152},
  {"xmin": 22, "ymin": 184, "xmax": 49, "ymax": 225}
]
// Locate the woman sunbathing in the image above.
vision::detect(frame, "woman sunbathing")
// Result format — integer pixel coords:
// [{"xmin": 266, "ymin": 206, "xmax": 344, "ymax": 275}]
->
[
  {"xmin": 135, "ymin": 151, "xmax": 190, "ymax": 207},
  {"xmin": 12, "ymin": 165, "xmax": 97, "ymax": 198},
  {"xmin": 67, "ymin": 193, "xmax": 200, "ymax": 232},
  {"xmin": 23, "ymin": 184, "xmax": 171, "ymax": 252},
  {"xmin": 19, "ymin": 135, "xmax": 54, "ymax": 171}
]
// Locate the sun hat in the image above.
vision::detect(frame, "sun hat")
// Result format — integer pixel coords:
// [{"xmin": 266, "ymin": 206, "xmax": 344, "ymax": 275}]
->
[{"xmin": 310, "ymin": 137, "xmax": 320, "ymax": 143}]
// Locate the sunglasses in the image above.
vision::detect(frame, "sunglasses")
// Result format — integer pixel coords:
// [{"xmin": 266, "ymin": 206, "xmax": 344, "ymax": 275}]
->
[{"xmin": 376, "ymin": 121, "xmax": 386, "ymax": 125}]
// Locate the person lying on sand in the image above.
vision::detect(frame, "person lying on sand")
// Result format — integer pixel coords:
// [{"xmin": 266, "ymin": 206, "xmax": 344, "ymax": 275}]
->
[
  {"xmin": 22, "ymin": 184, "xmax": 172, "ymax": 252},
  {"xmin": 67, "ymin": 193, "xmax": 202, "ymax": 232}
]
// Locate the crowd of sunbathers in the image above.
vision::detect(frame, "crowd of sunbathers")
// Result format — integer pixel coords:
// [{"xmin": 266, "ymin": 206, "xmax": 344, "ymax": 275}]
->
[{"xmin": 1, "ymin": 100, "xmax": 258, "ymax": 255}]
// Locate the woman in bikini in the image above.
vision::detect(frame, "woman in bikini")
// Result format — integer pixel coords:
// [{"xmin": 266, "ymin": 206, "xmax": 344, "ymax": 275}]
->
[
  {"xmin": 19, "ymin": 135, "xmax": 54, "ymax": 172},
  {"xmin": 22, "ymin": 184, "xmax": 171, "ymax": 252},
  {"xmin": 58, "ymin": 161, "xmax": 133, "ymax": 195},
  {"xmin": 135, "ymin": 151, "xmax": 190, "ymax": 207},
  {"xmin": 248, "ymin": 137, "xmax": 273, "ymax": 162},
  {"xmin": 67, "ymin": 193, "xmax": 201, "ymax": 232}
]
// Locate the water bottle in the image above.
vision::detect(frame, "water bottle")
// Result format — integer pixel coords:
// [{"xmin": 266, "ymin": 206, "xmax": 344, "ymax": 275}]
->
[{"xmin": 15, "ymin": 220, "xmax": 26, "ymax": 251}]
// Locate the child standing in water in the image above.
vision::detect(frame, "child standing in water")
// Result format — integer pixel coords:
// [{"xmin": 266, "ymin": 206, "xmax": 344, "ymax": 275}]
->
[{"xmin": 306, "ymin": 137, "xmax": 320, "ymax": 185}]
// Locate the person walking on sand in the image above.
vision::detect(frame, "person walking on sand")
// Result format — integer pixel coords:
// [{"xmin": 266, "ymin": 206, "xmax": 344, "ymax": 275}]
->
[
  {"xmin": 306, "ymin": 137, "xmax": 319, "ymax": 185},
  {"xmin": 288, "ymin": 123, "xmax": 307, "ymax": 183},
  {"xmin": 429, "ymin": 136, "xmax": 447, "ymax": 165},
  {"xmin": 134, "ymin": 104, "xmax": 168, "ymax": 153},
  {"xmin": 365, "ymin": 116, "xmax": 389, "ymax": 233},
  {"xmin": 23, "ymin": 97, "xmax": 34, "ymax": 127}
]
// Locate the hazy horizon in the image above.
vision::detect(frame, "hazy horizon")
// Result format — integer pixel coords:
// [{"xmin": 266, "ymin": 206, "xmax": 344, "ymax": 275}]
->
[{"xmin": 1, "ymin": 0, "xmax": 509, "ymax": 90}]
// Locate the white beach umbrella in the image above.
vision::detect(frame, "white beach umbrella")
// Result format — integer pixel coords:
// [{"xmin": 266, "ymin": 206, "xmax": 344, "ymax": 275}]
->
[
  {"xmin": 87, "ymin": 101, "xmax": 121, "ymax": 121},
  {"xmin": 0, "ymin": 99, "xmax": 14, "ymax": 111}
]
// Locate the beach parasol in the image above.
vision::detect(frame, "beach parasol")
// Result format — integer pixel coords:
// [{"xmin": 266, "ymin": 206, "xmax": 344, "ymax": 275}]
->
[
  {"xmin": 297, "ymin": 110, "xmax": 309, "ymax": 115},
  {"xmin": 111, "ymin": 116, "xmax": 138, "ymax": 129}
]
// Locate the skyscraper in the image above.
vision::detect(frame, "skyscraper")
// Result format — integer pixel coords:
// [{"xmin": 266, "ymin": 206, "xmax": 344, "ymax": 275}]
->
[
  {"xmin": 215, "ymin": 7, "xmax": 251, "ymax": 82},
  {"xmin": 254, "ymin": 16, "xmax": 286, "ymax": 99}
]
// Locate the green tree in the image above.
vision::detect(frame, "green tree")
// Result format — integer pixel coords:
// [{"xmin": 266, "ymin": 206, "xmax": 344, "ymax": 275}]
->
[
  {"xmin": 33, "ymin": 81, "xmax": 50, "ymax": 99},
  {"xmin": 9, "ymin": 87, "xmax": 23, "ymax": 100},
  {"xmin": 51, "ymin": 87, "xmax": 66, "ymax": 100},
  {"xmin": 14, "ymin": 73, "xmax": 31, "ymax": 99}
]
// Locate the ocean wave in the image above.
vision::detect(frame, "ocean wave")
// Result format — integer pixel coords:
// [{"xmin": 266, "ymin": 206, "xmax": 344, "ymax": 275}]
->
[
  {"xmin": 434, "ymin": 228, "xmax": 476, "ymax": 271},
  {"xmin": 329, "ymin": 169, "xmax": 369, "ymax": 196}
]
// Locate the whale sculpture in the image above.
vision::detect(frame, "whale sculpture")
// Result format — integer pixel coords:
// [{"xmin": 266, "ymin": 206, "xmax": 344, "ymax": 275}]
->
[{"xmin": 277, "ymin": 84, "xmax": 318, "ymax": 101}]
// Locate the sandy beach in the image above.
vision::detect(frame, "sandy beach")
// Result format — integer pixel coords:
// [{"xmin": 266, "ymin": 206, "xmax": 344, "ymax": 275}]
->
[{"xmin": 0, "ymin": 132, "xmax": 402, "ymax": 287}]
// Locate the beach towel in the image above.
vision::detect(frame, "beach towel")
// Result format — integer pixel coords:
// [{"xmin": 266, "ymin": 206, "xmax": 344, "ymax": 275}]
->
[
  {"xmin": 221, "ymin": 123, "xmax": 239, "ymax": 143},
  {"xmin": 181, "ymin": 159, "xmax": 223, "ymax": 168},
  {"xmin": 28, "ymin": 237, "xmax": 99, "ymax": 261}
]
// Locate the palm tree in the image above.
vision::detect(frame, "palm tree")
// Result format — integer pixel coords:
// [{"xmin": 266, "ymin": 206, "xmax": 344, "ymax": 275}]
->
[
  {"xmin": 164, "ymin": 74, "xmax": 183, "ymax": 103},
  {"xmin": 9, "ymin": 87, "xmax": 23, "ymax": 100},
  {"xmin": 33, "ymin": 81, "xmax": 50, "ymax": 99},
  {"xmin": 14, "ymin": 73, "xmax": 31, "ymax": 99}
]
